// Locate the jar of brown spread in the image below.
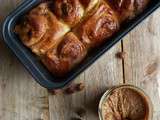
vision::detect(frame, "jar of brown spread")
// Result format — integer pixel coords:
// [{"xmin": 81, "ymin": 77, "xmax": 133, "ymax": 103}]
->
[{"xmin": 99, "ymin": 85, "xmax": 153, "ymax": 120}]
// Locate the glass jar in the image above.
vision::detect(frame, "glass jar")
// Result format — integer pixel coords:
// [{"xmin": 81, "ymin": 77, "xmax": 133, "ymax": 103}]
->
[{"xmin": 98, "ymin": 84, "xmax": 153, "ymax": 120}]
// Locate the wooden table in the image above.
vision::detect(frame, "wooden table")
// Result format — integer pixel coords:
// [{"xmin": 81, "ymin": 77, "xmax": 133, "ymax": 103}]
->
[{"xmin": 0, "ymin": 1, "xmax": 160, "ymax": 120}]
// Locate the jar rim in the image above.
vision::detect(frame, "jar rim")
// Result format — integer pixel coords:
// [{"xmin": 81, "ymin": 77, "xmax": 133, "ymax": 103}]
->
[{"xmin": 98, "ymin": 84, "xmax": 153, "ymax": 120}]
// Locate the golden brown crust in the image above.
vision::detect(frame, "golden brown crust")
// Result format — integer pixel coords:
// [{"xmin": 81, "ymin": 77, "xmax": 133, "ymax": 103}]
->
[
  {"xmin": 31, "ymin": 11, "xmax": 69, "ymax": 56},
  {"xmin": 80, "ymin": 0, "xmax": 99, "ymax": 13},
  {"xmin": 51, "ymin": 0, "xmax": 84, "ymax": 27},
  {"xmin": 15, "ymin": 3, "xmax": 49, "ymax": 47},
  {"xmin": 15, "ymin": 0, "xmax": 150, "ymax": 77},
  {"xmin": 42, "ymin": 32, "xmax": 87, "ymax": 76},
  {"xmin": 43, "ymin": 52, "xmax": 70, "ymax": 76},
  {"xmin": 106, "ymin": 0, "xmax": 150, "ymax": 22},
  {"xmin": 74, "ymin": 2, "xmax": 119, "ymax": 49},
  {"xmin": 134, "ymin": 0, "xmax": 150, "ymax": 13}
]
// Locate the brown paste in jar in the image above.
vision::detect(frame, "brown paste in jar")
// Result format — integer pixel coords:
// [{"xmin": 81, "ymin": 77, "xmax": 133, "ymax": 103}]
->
[{"xmin": 102, "ymin": 88, "xmax": 149, "ymax": 120}]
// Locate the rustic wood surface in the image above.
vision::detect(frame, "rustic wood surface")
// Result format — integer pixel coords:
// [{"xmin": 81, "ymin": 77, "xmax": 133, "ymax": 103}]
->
[{"xmin": 0, "ymin": 0, "xmax": 160, "ymax": 120}]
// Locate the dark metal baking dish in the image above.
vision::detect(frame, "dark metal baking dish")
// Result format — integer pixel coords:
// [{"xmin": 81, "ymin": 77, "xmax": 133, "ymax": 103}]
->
[{"xmin": 2, "ymin": 0, "xmax": 160, "ymax": 89}]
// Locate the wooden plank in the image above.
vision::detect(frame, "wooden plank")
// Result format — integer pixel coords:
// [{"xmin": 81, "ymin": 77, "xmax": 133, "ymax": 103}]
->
[
  {"xmin": 3, "ymin": 1, "xmax": 160, "ymax": 120},
  {"xmin": 49, "ymin": 43, "xmax": 123, "ymax": 120},
  {"xmin": 123, "ymin": 8, "xmax": 160, "ymax": 119},
  {"xmin": 153, "ymin": 111, "xmax": 160, "ymax": 120},
  {"xmin": 0, "ymin": 1, "xmax": 49, "ymax": 120}
]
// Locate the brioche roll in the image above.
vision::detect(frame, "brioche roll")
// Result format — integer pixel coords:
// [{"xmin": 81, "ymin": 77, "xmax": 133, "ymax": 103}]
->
[
  {"xmin": 106, "ymin": 0, "xmax": 150, "ymax": 22},
  {"xmin": 74, "ymin": 1, "xmax": 119, "ymax": 49},
  {"xmin": 51, "ymin": 0, "xmax": 84, "ymax": 27},
  {"xmin": 31, "ymin": 10, "xmax": 70, "ymax": 56},
  {"xmin": 43, "ymin": 32, "xmax": 87, "ymax": 76},
  {"xmin": 15, "ymin": 3, "xmax": 49, "ymax": 47}
]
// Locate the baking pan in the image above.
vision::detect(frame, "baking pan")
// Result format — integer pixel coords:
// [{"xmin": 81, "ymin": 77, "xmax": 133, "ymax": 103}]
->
[{"xmin": 2, "ymin": 0, "xmax": 160, "ymax": 89}]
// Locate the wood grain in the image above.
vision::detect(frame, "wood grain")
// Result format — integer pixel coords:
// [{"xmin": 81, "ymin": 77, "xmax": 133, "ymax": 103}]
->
[
  {"xmin": 0, "ymin": 0, "xmax": 160, "ymax": 120},
  {"xmin": 123, "ymin": 9, "xmax": 160, "ymax": 118},
  {"xmin": 0, "ymin": 1, "xmax": 49, "ymax": 120},
  {"xmin": 49, "ymin": 43, "xmax": 123, "ymax": 120}
]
